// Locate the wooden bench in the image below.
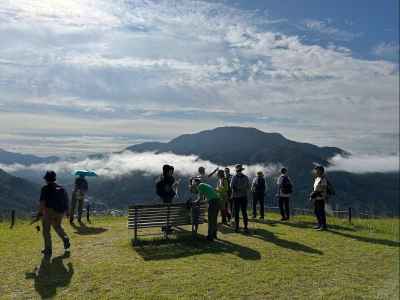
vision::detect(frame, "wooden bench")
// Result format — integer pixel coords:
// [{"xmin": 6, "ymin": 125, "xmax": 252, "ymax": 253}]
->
[{"xmin": 128, "ymin": 202, "xmax": 207, "ymax": 245}]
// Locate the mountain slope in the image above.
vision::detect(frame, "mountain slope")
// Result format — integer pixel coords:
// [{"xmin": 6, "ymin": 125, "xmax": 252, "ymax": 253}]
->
[
  {"xmin": 0, "ymin": 148, "xmax": 58, "ymax": 165},
  {"xmin": 127, "ymin": 127, "xmax": 347, "ymax": 170},
  {"xmin": 0, "ymin": 169, "xmax": 40, "ymax": 211}
]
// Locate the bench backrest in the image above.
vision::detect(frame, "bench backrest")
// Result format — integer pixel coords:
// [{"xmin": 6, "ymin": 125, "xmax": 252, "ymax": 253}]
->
[{"xmin": 128, "ymin": 203, "xmax": 207, "ymax": 229}]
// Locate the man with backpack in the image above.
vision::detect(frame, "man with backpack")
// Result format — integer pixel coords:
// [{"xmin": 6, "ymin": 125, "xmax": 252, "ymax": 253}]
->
[
  {"xmin": 276, "ymin": 168, "xmax": 293, "ymax": 221},
  {"xmin": 156, "ymin": 164, "xmax": 176, "ymax": 204},
  {"xmin": 310, "ymin": 165, "xmax": 333, "ymax": 231},
  {"xmin": 38, "ymin": 171, "xmax": 70, "ymax": 258},
  {"xmin": 251, "ymin": 171, "xmax": 266, "ymax": 219},
  {"xmin": 231, "ymin": 164, "xmax": 250, "ymax": 233}
]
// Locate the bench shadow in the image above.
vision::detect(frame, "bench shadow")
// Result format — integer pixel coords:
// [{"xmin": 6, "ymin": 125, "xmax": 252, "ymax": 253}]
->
[
  {"xmin": 327, "ymin": 230, "xmax": 400, "ymax": 248},
  {"xmin": 71, "ymin": 222, "xmax": 108, "ymax": 235},
  {"xmin": 132, "ymin": 229, "xmax": 261, "ymax": 261},
  {"xmin": 25, "ymin": 252, "xmax": 73, "ymax": 299},
  {"xmin": 249, "ymin": 228, "xmax": 324, "ymax": 255}
]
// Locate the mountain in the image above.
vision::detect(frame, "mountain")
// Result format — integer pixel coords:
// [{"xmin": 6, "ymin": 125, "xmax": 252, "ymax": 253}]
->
[
  {"xmin": 0, "ymin": 169, "xmax": 40, "ymax": 211},
  {"xmin": 0, "ymin": 148, "xmax": 59, "ymax": 165},
  {"xmin": 127, "ymin": 127, "xmax": 347, "ymax": 170}
]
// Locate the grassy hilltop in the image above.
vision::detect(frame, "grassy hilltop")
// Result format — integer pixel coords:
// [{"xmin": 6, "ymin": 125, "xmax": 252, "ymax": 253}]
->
[{"xmin": 0, "ymin": 214, "xmax": 399, "ymax": 299}]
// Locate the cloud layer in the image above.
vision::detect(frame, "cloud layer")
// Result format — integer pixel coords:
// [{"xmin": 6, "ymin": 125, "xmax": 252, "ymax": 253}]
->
[
  {"xmin": 328, "ymin": 154, "xmax": 399, "ymax": 173},
  {"xmin": 0, "ymin": 0, "xmax": 398, "ymax": 155},
  {"xmin": 0, "ymin": 151, "xmax": 281, "ymax": 178}
]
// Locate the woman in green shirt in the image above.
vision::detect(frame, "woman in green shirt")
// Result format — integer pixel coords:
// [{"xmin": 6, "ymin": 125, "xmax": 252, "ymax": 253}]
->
[{"xmin": 193, "ymin": 179, "xmax": 220, "ymax": 241}]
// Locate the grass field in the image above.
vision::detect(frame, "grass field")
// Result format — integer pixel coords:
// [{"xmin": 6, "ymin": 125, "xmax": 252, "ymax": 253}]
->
[{"xmin": 0, "ymin": 213, "xmax": 399, "ymax": 299}]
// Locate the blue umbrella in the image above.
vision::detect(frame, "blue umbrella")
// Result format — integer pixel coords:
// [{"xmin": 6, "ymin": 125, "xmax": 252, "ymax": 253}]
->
[{"xmin": 74, "ymin": 170, "xmax": 97, "ymax": 177}]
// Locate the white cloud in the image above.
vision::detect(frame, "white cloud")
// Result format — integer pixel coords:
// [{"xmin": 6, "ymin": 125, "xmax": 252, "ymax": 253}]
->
[
  {"xmin": 372, "ymin": 42, "xmax": 399, "ymax": 61},
  {"xmin": 0, "ymin": 0, "xmax": 398, "ymax": 155},
  {"xmin": 0, "ymin": 151, "xmax": 281, "ymax": 178},
  {"xmin": 301, "ymin": 19, "xmax": 361, "ymax": 41},
  {"xmin": 328, "ymin": 154, "xmax": 399, "ymax": 173}
]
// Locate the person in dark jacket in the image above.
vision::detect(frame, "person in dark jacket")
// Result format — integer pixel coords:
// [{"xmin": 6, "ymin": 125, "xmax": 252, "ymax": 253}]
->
[
  {"xmin": 231, "ymin": 164, "xmax": 250, "ymax": 233},
  {"xmin": 38, "ymin": 171, "xmax": 70, "ymax": 258},
  {"xmin": 310, "ymin": 165, "xmax": 328, "ymax": 231},
  {"xmin": 251, "ymin": 171, "xmax": 266, "ymax": 219},
  {"xmin": 70, "ymin": 175, "xmax": 88, "ymax": 224},
  {"xmin": 276, "ymin": 168, "xmax": 293, "ymax": 221},
  {"xmin": 156, "ymin": 165, "xmax": 176, "ymax": 203}
]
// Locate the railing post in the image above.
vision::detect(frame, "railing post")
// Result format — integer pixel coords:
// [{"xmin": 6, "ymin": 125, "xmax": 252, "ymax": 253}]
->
[
  {"xmin": 10, "ymin": 210, "xmax": 15, "ymax": 229},
  {"xmin": 348, "ymin": 207, "xmax": 352, "ymax": 224},
  {"xmin": 134, "ymin": 207, "xmax": 138, "ymax": 245}
]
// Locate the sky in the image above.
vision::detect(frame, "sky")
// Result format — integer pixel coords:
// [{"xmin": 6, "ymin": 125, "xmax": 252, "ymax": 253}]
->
[{"xmin": 0, "ymin": 0, "xmax": 398, "ymax": 156}]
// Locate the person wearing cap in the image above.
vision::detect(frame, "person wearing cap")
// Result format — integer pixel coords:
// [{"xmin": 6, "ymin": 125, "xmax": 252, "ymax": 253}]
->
[
  {"xmin": 310, "ymin": 166, "xmax": 328, "ymax": 231},
  {"xmin": 38, "ymin": 171, "xmax": 70, "ymax": 258},
  {"xmin": 251, "ymin": 171, "xmax": 266, "ymax": 219},
  {"xmin": 70, "ymin": 174, "xmax": 88, "ymax": 224},
  {"xmin": 192, "ymin": 178, "xmax": 221, "ymax": 241},
  {"xmin": 231, "ymin": 164, "xmax": 250, "ymax": 233},
  {"xmin": 276, "ymin": 167, "xmax": 293, "ymax": 221}
]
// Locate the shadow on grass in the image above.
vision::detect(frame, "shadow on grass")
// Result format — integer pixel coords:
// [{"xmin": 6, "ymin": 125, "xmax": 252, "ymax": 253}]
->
[
  {"xmin": 250, "ymin": 228, "xmax": 324, "ymax": 255},
  {"xmin": 70, "ymin": 222, "xmax": 108, "ymax": 235},
  {"xmin": 132, "ymin": 229, "xmax": 261, "ymax": 261},
  {"xmin": 25, "ymin": 252, "xmax": 73, "ymax": 299},
  {"xmin": 272, "ymin": 220, "xmax": 356, "ymax": 232},
  {"xmin": 327, "ymin": 230, "xmax": 400, "ymax": 248}
]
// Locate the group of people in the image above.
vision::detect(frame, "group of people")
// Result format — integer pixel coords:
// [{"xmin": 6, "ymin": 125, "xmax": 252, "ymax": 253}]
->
[
  {"xmin": 36, "ymin": 163, "xmax": 331, "ymax": 257},
  {"xmin": 155, "ymin": 163, "xmax": 330, "ymax": 241}
]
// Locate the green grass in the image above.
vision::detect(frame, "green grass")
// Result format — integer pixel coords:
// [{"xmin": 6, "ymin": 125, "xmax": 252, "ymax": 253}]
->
[{"xmin": 0, "ymin": 213, "xmax": 399, "ymax": 299}]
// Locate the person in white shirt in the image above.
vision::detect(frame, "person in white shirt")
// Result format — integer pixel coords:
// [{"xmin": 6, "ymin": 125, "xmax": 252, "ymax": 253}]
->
[
  {"xmin": 310, "ymin": 165, "xmax": 328, "ymax": 231},
  {"xmin": 276, "ymin": 168, "xmax": 293, "ymax": 221}
]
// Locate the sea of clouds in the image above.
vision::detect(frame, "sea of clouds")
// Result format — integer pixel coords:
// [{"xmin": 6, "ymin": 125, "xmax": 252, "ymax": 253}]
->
[{"xmin": 0, "ymin": 151, "xmax": 282, "ymax": 179}]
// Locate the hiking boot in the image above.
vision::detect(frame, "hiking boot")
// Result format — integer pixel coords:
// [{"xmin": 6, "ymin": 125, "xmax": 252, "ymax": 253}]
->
[
  {"xmin": 313, "ymin": 226, "xmax": 321, "ymax": 230},
  {"xmin": 317, "ymin": 226, "xmax": 327, "ymax": 231},
  {"xmin": 234, "ymin": 227, "xmax": 239, "ymax": 233},
  {"xmin": 63, "ymin": 238, "xmax": 71, "ymax": 250},
  {"xmin": 244, "ymin": 228, "xmax": 250, "ymax": 234},
  {"xmin": 206, "ymin": 235, "xmax": 214, "ymax": 241}
]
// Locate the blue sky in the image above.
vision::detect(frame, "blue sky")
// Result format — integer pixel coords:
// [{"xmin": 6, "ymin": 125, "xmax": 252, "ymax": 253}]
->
[{"xmin": 0, "ymin": 0, "xmax": 398, "ymax": 156}]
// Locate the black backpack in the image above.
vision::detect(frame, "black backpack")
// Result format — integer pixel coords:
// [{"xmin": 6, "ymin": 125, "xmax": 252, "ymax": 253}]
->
[
  {"xmin": 326, "ymin": 179, "xmax": 335, "ymax": 197},
  {"xmin": 53, "ymin": 185, "xmax": 69, "ymax": 213},
  {"xmin": 254, "ymin": 177, "xmax": 266, "ymax": 193},
  {"xmin": 156, "ymin": 176, "xmax": 175, "ymax": 200},
  {"xmin": 281, "ymin": 176, "xmax": 293, "ymax": 194}
]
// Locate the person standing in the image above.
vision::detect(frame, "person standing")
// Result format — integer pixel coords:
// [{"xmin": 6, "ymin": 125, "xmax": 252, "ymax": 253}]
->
[
  {"xmin": 224, "ymin": 167, "xmax": 233, "ymax": 223},
  {"xmin": 276, "ymin": 168, "xmax": 293, "ymax": 221},
  {"xmin": 70, "ymin": 174, "xmax": 88, "ymax": 224},
  {"xmin": 156, "ymin": 164, "xmax": 176, "ymax": 204},
  {"xmin": 38, "ymin": 171, "xmax": 70, "ymax": 258},
  {"xmin": 310, "ymin": 166, "xmax": 328, "ymax": 231},
  {"xmin": 192, "ymin": 179, "xmax": 221, "ymax": 241},
  {"xmin": 231, "ymin": 164, "xmax": 250, "ymax": 233},
  {"xmin": 216, "ymin": 170, "xmax": 230, "ymax": 224},
  {"xmin": 251, "ymin": 171, "xmax": 266, "ymax": 219}
]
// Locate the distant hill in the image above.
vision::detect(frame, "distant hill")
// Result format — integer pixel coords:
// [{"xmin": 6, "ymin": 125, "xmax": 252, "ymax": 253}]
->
[
  {"xmin": 0, "ymin": 169, "xmax": 40, "ymax": 211},
  {"xmin": 0, "ymin": 148, "xmax": 58, "ymax": 165},
  {"xmin": 127, "ymin": 127, "xmax": 347, "ymax": 171}
]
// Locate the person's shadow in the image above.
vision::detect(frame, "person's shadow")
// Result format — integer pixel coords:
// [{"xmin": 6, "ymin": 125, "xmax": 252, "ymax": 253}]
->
[
  {"xmin": 249, "ymin": 228, "xmax": 323, "ymax": 255},
  {"xmin": 70, "ymin": 222, "xmax": 108, "ymax": 235},
  {"xmin": 133, "ymin": 229, "xmax": 261, "ymax": 261},
  {"xmin": 25, "ymin": 252, "xmax": 73, "ymax": 299}
]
